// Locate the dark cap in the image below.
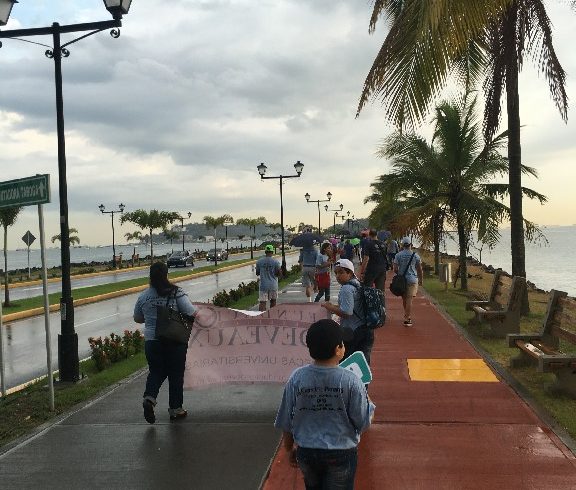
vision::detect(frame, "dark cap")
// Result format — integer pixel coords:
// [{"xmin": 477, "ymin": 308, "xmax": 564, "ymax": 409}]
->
[{"xmin": 306, "ymin": 319, "xmax": 354, "ymax": 360}]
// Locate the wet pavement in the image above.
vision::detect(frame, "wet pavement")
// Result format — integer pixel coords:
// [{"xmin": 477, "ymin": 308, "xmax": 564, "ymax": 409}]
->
[{"xmin": 1, "ymin": 265, "xmax": 576, "ymax": 489}]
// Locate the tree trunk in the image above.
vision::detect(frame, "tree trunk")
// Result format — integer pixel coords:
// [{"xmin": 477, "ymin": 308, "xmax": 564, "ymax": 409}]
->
[
  {"xmin": 149, "ymin": 227, "xmax": 154, "ymax": 264},
  {"xmin": 457, "ymin": 219, "xmax": 468, "ymax": 291},
  {"xmin": 505, "ymin": 5, "xmax": 529, "ymax": 314},
  {"xmin": 3, "ymin": 226, "xmax": 9, "ymax": 306},
  {"xmin": 433, "ymin": 210, "xmax": 442, "ymax": 275}
]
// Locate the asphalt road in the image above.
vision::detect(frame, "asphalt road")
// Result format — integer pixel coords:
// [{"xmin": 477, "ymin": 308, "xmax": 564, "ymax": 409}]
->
[
  {"xmin": 7, "ymin": 250, "xmax": 264, "ymax": 301},
  {"xmin": 1, "ymin": 253, "xmax": 299, "ymax": 390}
]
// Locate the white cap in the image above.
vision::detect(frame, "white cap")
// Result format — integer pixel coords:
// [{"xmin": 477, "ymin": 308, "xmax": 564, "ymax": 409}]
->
[
  {"xmin": 334, "ymin": 259, "xmax": 357, "ymax": 277},
  {"xmin": 401, "ymin": 236, "xmax": 411, "ymax": 245}
]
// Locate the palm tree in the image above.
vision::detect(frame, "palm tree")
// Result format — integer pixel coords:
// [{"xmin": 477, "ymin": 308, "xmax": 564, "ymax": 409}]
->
[
  {"xmin": 367, "ymin": 95, "xmax": 546, "ymax": 290},
  {"xmin": 236, "ymin": 217, "xmax": 267, "ymax": 259},
  {"xmin": 120, "ymin": 210, "xmax": 180, "ymax": 263},
  {"xmin": 51, "ymin": 228, "xmax": 80, "ymax": 246},
  {"xmin": 203, "ymin": 214, "xmax": 233, "ymax": 267},
  {"xmin": 163, "ymin": 229, "xmax": 180, "ymax": 253},
  {"xmin": 0, "ymin": 206, "xmax": 22, "ymax": 306},
  {"xmin": 124, "ymin": 231, "xmax": 143, "ymax": 243},
  {"xmin": 358, "ymin": 0, "xmax": 571, "ymax": 308}
]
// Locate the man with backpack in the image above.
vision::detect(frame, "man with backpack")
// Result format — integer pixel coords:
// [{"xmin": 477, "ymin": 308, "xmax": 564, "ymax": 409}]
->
[
  {"xmin": 358, "ymin": 229, "xmax": 388, "ymax": 293},
  {"xmin": 393, "ymin": 237, "xmax": 423, "ymax": 326}
]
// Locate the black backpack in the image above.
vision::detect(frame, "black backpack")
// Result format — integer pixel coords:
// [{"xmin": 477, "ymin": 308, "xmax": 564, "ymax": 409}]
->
[
  {"xmin": 348, "ymin": 282, "xmax": 386, "ymax": 329},
  {"xmin": 389, "ymin": 252, "xmax": 415, "ymax": 297}
]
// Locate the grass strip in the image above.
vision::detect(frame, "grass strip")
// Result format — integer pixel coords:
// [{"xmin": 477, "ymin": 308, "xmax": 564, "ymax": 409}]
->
[{"xmin": 0, "ymin": 266, "xmax": 301, "ymax": 450}]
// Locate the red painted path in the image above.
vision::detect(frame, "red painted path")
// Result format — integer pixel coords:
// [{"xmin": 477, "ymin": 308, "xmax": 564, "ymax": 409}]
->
[{"xmin": 263, "ymin": 289, "xmax": 576, "ymax": 489}]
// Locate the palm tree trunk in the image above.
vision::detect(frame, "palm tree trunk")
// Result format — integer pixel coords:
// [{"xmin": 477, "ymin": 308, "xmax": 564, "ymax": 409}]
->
[
  {"xmin": 505, "ymin": 5, "xmax": 529, "ymax": 314},
  {"xmin": 3, "ymin": 226, "xmax": 10, "ymax": 306},
  {"xmin": 149, "ymin": 227, "xmax": 154, "ymax": 264},
  {"xmin": 433, "ymin": 210, "xmax": 442, "ymax": 275},
  {"xmin": 456, "ymin": 220, "xmax": 468, "ymax": 291}
]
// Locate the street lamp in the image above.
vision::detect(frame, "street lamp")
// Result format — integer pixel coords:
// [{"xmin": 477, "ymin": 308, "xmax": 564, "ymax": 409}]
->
[
  {"xmin": 98, "ymin": 203, "xmax": 125, "ymax": 268},
  {"xmin": 324, "ymin": 204, "xmax": 344, "ymax": 235},
  {"xmin": 257, "ymin": 160, "xmax": 304, "ymax": 276},
  {"xmin": 305, "ymin": 191, "xmax": 332, "ymax": 234},
  {"xmin": 179, "ymin": 212, "xmax": 192, "ymax": 252},
  {"xmin": 223, "ymin": 216, "xmax": 234, "ymax": 255},
  {"xmin": 0, "ymin": 0, "xmax": 134, "ymax": 382}
]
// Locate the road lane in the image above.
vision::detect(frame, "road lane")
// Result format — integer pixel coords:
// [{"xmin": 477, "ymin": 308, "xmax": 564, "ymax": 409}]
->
[
  {"xmin": 1, "ymin": 253, "xmax": 300, "ymax": 390},
  {"xmin": 7, "ymin": 250, "xmax": 265, "ymax": 301}
]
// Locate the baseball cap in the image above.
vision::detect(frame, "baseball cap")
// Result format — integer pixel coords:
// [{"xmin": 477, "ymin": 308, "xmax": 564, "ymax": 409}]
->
[
  {"xmin": 265, "ymin": 244, "xmax": 274, "ymax": 252},
  {"xmin": 306, "ymin": 319, "xmax": 354, "ymax": 360},
  {"xmin": 334, "ymin": 258, "xmax": 357, "ymax": 277},
  {"xmin": 401, "ymin": 236, "xmax": 411, "ymax": 245}
]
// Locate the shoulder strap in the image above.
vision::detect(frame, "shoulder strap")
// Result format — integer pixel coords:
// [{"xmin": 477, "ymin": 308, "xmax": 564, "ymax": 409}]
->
[
  {"xmin": 402, "ymin": 252, "xmax": 416, "ymax": 277},
  {"xmin": 345, "ymin": 281, "xmax": 365, "ymax": 322}
]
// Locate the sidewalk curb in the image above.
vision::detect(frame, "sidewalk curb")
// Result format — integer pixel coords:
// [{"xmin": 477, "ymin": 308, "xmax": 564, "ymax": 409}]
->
[{"xmin": 421, "ymin": 287, "xmax": 576, "ymax": 456}]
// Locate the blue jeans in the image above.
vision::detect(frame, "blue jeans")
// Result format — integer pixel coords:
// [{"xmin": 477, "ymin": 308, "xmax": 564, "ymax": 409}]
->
[
  {"xmin": 296, "ymin": 447, "xmax": 358, "ymax": 490},
  {"xmin": 144, "ymin": 340, "xmax": 187, "ymax": 409}
]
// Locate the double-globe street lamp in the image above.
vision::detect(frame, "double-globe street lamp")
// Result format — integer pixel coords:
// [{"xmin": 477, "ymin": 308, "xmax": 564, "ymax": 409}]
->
[
  {"xmin": 179, "ymin": 212, "xmax": 192, "ymax": 252},
  {"xmin": 0, "ymin": 0, "xmax": 133, "ymax": 382},
  {"xmin": 324, "ymin": 203, "xmax": 344, "ymax": 235},
  {"xmin": 305, "ymin": 191, "xmax": 332, "ymax": 235},
  {"xmin": 223, "ymin": 216, "xmax": 234, "ymax": 255},
  {"xmin": 98, "ymin": 203, "xmax": 125, "ymax": 267},
  {"xmin": 257, "ymin": 161, "xmax": 304, "ymax": 276}
]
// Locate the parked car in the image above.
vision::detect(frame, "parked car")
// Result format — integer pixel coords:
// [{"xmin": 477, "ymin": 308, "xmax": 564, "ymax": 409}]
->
[
  {"xmin": 206, "ymin": 248, "xmax": 229, "ymax": 261},
  {"xmin": 167, "ymin": 250, "xmax": 194, "ymax": 268}
]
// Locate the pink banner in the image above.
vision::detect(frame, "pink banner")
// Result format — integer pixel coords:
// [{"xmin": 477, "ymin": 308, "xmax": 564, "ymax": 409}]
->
[{"xmin": 184, "ymin": 303, "xmax": 330, "ymax": 388}]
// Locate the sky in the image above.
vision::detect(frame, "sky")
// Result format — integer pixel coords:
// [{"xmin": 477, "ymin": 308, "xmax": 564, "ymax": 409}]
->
[{"xmin": 0, "ymin": 0, "xmax": 575, "ymax": 250}]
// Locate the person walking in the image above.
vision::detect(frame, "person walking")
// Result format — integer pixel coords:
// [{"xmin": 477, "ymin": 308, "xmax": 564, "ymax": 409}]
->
[
  {"xmin": 274, "ymin": 318, "xmax": 374, "ymax": 490},
  {"xmin": 256, "ymin": 244, "xmax": 282, "ymax": 311},
  {"xmin": 386, "ymin": 238, "xmax": 399, "ymax": 271},
  {"xmin": 321, "ymin": 258, "xmax": 375, "ymax": 366},
  {"xmin": 343, "ymin": 239, "xmax": 355, "ymax": 261},
  {"xmin": 134, "ymin": 262, "xmax": 197, "ymax": 424},
  {"xmin": 298, "ymin": 243, "xmax": 320, "ymax": 302},
  {"xmin": 314, "ymin": 242, "xmax": 333, "ymax": 302},
  {"xmin": 393, "ymin": 237, "xmax": 423, "ymax": 326},
  {"xmin": 358, "ymin": 229, "xmax": 388, "ymax": 292}
]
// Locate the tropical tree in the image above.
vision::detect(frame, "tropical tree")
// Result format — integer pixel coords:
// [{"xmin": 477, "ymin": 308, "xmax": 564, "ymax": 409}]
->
[
  {"xmin": 0, "ymin": 206, "xmax": 22, "ymax": 306},
  {"xmin": 124, "ymin": 231, "xmax": 143, "ymax": 243},
  {"xmin": 367, "ymin": 95, "xmax": 546, "ymax": 290},
  {"xmin": 163, "ymin": 229, "xmax": 180, "ymax": 253},
  {"xmin": 51, "ymin": 228, "xmax": 80, "ymax": 246},
  {"xmin": 358, "ymin": 0, "xmax": 571, "ymax": 308},
  {"xmin": 120, "ymin": 210, "xmax": 180, "ymax": 263},
  {"xmin": 204, "ymin": 214, "xmax": 234, "ymax": 266},
  {"xmin": 236, "ymin": 217, "xmax": 267, "ymax": 259}
]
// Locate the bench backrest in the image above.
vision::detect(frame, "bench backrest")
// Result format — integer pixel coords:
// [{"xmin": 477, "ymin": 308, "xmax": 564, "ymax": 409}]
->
[
  {"xmin": 504, "ymin": 276, "xmax": 526, "ymax": 314},
  {"xmin": 539, "ymin": 289, "xmax": 570, "ymax": 349},
  {"xmin": 487, "ymin": 270, "xmax": 507, "ymax": 302}
]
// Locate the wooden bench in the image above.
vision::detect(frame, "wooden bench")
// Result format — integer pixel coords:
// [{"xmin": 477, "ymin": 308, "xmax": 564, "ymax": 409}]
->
[
  {"xmin": 507, "ymin": 290, "xmax": 576, "ymax": 397},
  {"xmin": 131, "ymin": 253, "xmax": 140, "ymax": 267},
  {"xmin": 465, "ymin": 270, "xmax": 526, "ymax": 338}
]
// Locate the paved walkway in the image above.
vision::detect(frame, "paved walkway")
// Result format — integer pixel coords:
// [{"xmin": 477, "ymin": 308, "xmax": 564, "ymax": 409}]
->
[{"xmin": 1, "ymin": 265, "xmax": 576, "ymax": 489}]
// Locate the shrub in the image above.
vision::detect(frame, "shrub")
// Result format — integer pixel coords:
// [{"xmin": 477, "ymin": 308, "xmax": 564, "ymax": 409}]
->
[{"xmin": 88, "ymin": 329, "xmax": 143, "ymax": 371}]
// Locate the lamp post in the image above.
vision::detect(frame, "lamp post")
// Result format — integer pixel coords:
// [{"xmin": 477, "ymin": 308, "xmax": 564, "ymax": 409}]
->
[
  {"xmin": 257, "ymin": 160, "xmax": 304, "ymax": 276},
  {"xmin": 98, "ymin": 203, "xmax": 125, "ymax": 268},
  {"xmin": 223, "ymin": 216, "xmax": 233, "ymax": 255},
  {"xmin": 324, "ymin": 203, "xmax": 343, "ymax": 235},
  {"xmin": 305, "ymin": 191, "xmax": 332, "ymax": 234},
  {"xmin": 179, "ymin": 212, "xmax": 191, "ymax": 252},
  {"xmin": 0, "ymin": 0, "xmax": 133, "ymax": 382}
]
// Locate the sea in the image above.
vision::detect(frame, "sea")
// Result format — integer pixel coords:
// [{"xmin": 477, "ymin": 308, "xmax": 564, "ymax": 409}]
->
[
  {"xmin": 435, "ymin": 225, "xmax": 575, "ymax": 297},
  {"xmin": 2, "ymin": 227, "xmax": 575, "ymax": 297}
]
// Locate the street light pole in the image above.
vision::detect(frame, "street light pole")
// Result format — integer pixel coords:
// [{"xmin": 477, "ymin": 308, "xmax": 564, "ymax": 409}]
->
[
  {"xmin": 257, "ymin": 161, "xmax": 304, "ymax": 276},
  {"xmin": 179, "ymin": 212, "xmax": 191, "ymax": 252},
  {"xmin": 324, "ymin": 203, "xmax": 344, "ymax": 236},
  {"xmin": 223, "ymin": 216, "xmax": 233, "ymax": 255},
  {"xmin": 305, "ymin": 192, "xmax": 332, "ymax": 234},
  {"xmin": 99, "ymin": 203, "xmax": 125, "ymax": 267},
  {"xmin": 0, "ymin": 0, "xmax": 134, "ymax": 382}
]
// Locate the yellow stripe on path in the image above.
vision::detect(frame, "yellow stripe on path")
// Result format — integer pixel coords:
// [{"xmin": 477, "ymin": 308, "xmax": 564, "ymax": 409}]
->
[{"xmin": 408, "ymin": 358, "xmax": 499, "ymax": 382}]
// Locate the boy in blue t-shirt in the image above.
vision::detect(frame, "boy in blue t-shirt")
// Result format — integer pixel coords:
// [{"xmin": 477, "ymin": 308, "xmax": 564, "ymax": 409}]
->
[{"xmin": 274, "ymin": 319, "xmax": 375, "ymax": 488}]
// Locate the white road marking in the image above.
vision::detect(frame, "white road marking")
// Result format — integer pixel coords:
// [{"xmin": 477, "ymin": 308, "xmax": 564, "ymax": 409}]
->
[{"xmin": 76, "ymin": 313, "xmax": 119, "ymax": 327}]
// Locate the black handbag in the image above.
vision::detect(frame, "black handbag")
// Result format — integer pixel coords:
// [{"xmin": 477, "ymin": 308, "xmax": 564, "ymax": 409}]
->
[
  {"xmin": 155, "ymin": 289, "xmax": 194, "ymax": 345},
  {"xmin": 389, "ymin": 252, "xmax": 415, "ymax": 297}
]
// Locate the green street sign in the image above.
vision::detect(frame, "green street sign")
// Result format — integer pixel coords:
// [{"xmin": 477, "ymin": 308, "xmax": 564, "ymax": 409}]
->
[
  {"xmin": 0, "ymin": 174, "xmax": 50, "ymax": 208},
  {"xmin": 340, "ymin": 351, "xmax": 373, "ymax": 384}
]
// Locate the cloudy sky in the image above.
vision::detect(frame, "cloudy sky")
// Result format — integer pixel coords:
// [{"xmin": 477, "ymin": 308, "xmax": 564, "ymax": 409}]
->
[{"xmin": 1, "ymin": 0, "xmax": 575, "ymax": 249}]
